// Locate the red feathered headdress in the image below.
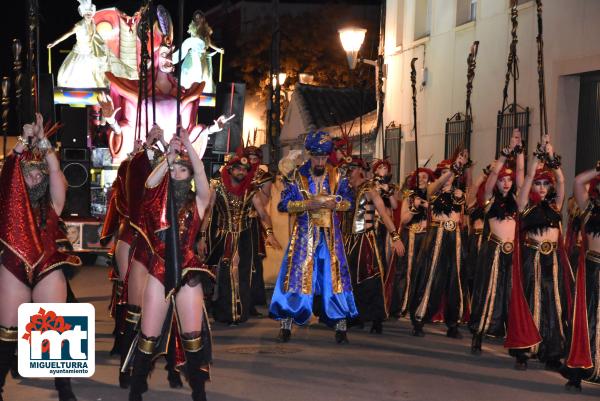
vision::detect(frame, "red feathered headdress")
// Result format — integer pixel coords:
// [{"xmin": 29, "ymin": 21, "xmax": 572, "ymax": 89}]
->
[
  {"xmin": 407, "ymin": 168, "xmax": 434, "ymax": 190},
  {"xmin": 434, "ymin": 159, "xmax": 453, "ymax": 178},
  {"xmin": 533, "ymin": 167, "xmax": 555, "ymax": 184},
  {"xmin": 371, "ymin": 158, "xmax": 391, "ymax": 174}
]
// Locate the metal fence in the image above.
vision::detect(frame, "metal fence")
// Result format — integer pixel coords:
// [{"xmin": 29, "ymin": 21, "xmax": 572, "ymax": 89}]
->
[
  {"xmin": 495, "ymin": 104, "xmax": 530, "ymax": 158},
  {"xmin": 444, "ymin": 113, "xmax": 471, "ymax": 158},
  {"xmin": 384, "ymin": 124, "xmax": 402, "ymax": 183}
]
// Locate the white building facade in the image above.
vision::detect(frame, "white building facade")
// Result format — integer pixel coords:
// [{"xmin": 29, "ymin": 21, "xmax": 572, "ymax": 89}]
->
[{"xmin": 383, "ymin": 0, "xmax": 600, "ymax": 193}]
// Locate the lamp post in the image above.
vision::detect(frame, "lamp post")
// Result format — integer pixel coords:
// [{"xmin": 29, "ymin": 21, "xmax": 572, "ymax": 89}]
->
[{"xmin": 338, "ymin": 27, "xmax": 366, "ymax": 158}]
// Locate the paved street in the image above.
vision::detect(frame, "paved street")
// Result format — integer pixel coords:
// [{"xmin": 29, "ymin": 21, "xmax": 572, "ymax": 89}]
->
[{"xmin": 5, "ymin": 264, "xmax": 600, "ymax": 401}]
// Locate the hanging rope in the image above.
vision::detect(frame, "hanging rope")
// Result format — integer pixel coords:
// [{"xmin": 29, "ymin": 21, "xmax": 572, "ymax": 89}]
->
[
  {"xmin": 465, "ymin": 41, "xmax": 479, "ymax": 149},
  {"xmin": 536, "ymin": 0, "xmax": 548, "ymax": 140},
  {"xmin": 411, "ymin": 57, "xmax": 419, "ymax": 171}
]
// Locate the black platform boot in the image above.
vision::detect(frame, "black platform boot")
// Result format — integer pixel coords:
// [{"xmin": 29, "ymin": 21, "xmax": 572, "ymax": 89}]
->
[
  {"xmin": 514, "ymin": 350, "xmax": 528, "ymax": 370},
  {"xmin": 0, "ymin": 328, "xmax": 18, "ymax": 401},
  {"xmin": 369, "ymin": 319, "xmax": 383, "ymax": 334},
  {"xmin": 183, "ymin": 332, "xmax": 209, "ymax": 401},
  {"xmin": 128, "ymin": 334, "xmax": 157, "ymax": 401},
  {"xmin": 120, "ymin": 305, "xmax": 142, "ymax": 389},
  {"xmin": 54, "ymin": 378, "xmax": 77, "ymax": 401},
  {"xmin": 471, "ymin": 333, "xmax": 482, "ymax": 355},
  {"xmin": 446, "ymin": 325, "xmax": 463, "ymax": 339},
  {"xmin": 411, "ymin": 321, "xmax": 425, "ymax": 337}
]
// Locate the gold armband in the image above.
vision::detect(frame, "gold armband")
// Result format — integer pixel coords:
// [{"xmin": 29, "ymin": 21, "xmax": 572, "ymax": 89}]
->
[
  {"xmin": 335, "ymin": 200, "xmax": 351, "ymax": 212},
  {"xmin": 265, "ymin": 227, "xmax": 274, "ymax": 236},
  {"xmin": 287, "ymin": 200, "xmax": 308, "ymax": 214},
  {"xmin": 390, "ymin": 230, "xmax": 401, "ymax": 242}
]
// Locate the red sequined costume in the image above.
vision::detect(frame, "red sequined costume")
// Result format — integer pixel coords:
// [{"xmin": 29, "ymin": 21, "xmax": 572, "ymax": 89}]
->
[{"xmin": 0, "ymin": 152, "xmax": 81, "ymax": 287}]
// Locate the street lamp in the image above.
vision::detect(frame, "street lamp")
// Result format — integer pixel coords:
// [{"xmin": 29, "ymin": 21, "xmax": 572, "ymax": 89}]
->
[
  {"xmin": 272, "ymin": 72, "xmax": 287, "ymax": 88},
  {"xmin": 338, "ymin": 27, "xmax": 369, "ymax": 158},
  {"xmin": 338, "ymin": 28, "xmax": 367, "ymax": 70}
]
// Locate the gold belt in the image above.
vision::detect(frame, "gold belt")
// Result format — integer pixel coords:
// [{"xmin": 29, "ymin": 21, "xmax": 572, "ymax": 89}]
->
[
  {"xmin": 309, "ymin": 209, "xmax": 332, "ymax": 228},
  {"xmin": 430, "ymin": 220, "xmax": 457, "ymax": 232},
  {"xmin": 525, "ymin": 238, "xmax": 558, "ymax": 255},
  {"xmin": 488, "ymin": 233, "xmax": 514, "ymax": 254},
  {"xmin": 407, "ymin": 223, "xmax": 427, "ymax": 234},
  {"xmin": 586, "ymin": 250, "xmax": 600, "ymax": 264}
]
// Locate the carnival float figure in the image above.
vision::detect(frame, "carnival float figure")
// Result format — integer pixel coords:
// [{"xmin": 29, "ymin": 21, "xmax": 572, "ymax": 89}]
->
[
  {"xmin": 173, "ymin": 10, "xmax": 223, "ymax": 92},
  {"xmin": 0, "ymin": 114, "xmax": 82, "ymax": 401},
  {"xmin": 269, "ymin": 131, "xmax": 358, "ymax": 344},
  {"xmin": 48, "ymin": 0, "xmax": 109, "ymax": 88},
  {"xmin": 98, "ymin": 6, "xmax": 228, "ymax": 162}
]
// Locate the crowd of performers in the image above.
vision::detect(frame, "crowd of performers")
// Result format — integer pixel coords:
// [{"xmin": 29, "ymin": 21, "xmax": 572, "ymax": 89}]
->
[{"xmin": 3, "ymin": 114, "xmax": 600, "ymax": 400}]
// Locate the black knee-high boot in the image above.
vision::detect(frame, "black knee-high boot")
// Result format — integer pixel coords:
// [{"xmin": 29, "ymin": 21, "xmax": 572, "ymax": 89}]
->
[
  {"xmin": 110, "ymin": 281, "xmax": 126, "ymax": 356},
  {"xmin": 54, "ymin": 378, "xmax": 77, "ymax": 401},
  {"xmin": 120, "ymin": 305, "xmax": 141, "ymax": 388},
  {"xmin": 183, "ymin": 332, "xmax": 209, "ymax": 401},
  {"xmin": 128, "ymin": 334, "xmax": 157, "ymax": 401},
  {"xmin": 0, "ymin": 328, "xmax": 18, "ymax": 401}
]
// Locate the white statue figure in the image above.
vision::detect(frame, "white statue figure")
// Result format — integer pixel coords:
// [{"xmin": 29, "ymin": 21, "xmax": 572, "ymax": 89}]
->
[
  {"xmin": 48, "ymin": 0, "xmax": 109, "ymax": 88},
  {"xmin": 172, "ymin": 10, "xmax": 224, "ymax": 92}
]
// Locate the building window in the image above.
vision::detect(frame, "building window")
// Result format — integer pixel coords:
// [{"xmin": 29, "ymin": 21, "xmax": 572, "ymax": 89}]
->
[
  {"xmin": 456, "ymin": 0, "xmax": 476, "ymax": 26},
  {"xmin": 414, "ymin": 0, "xmax": 431, "ymax": 40}
]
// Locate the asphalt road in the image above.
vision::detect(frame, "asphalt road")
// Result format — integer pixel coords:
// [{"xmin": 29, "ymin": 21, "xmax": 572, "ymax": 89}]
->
[{"xmin": 5, "ymin": 264, "xmax": 600, "ymax": 401}]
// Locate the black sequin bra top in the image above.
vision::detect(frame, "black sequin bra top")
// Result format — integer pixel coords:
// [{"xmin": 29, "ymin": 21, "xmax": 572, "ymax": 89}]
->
[
  {"xmin": 522, "ymin": 200, "xmax": 562, "ymax": 235},
  {"xmin": 487, "ymin": 193, "xmax": 518, "ymax": 221},
  {"xmin": 431, "ymin": 191, "xmax": 464, "ymax": 216}
]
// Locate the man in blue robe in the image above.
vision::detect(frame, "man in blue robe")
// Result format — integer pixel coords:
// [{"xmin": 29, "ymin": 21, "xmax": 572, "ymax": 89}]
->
[{"xmin": 269, "ymin": 131, "xmax": 358, "ymax": 343}]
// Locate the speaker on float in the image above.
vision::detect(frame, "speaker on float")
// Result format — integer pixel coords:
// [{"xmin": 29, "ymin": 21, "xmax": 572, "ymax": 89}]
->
[
  {"xmin": 212, "ymin": 82, "xmax": 245, "ymax": 154},
  {"xmin": 60, "ymin": 147, "xmax": 91, "ymax": 217},
  {"xmin": 60, "ymin": 106, "xmax": 89, "ymax": 148}
]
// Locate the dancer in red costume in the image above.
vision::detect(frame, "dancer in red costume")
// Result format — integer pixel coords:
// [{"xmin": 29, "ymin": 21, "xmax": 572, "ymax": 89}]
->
[
  {"xmin": 0, "ymin": 114, "xmax": 81, "ymax": 401},
  {"xmin": 128, "ymin": 128, "xmax": 214, "ymax": 401}
]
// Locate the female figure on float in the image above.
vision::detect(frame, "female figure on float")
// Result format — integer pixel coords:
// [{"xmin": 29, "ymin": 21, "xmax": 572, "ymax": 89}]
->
[
  {"xmin": 172, "ymin": 10, "xmax": 224, "ymax": 92},
  {"xmin": 48, "ymin": 0, "xmax": 109, "ymax": 88}
]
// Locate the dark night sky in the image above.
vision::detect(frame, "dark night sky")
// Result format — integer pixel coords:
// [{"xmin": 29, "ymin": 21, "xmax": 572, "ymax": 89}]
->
[{"xmin": 0, "ymin": 0, "xmax": 381, "ymax": 78}]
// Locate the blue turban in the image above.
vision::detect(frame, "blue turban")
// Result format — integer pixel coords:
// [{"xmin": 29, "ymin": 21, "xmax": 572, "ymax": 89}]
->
[{"xmin": 304, "ymin": 130, "xmax": 333, "ymax": 156}]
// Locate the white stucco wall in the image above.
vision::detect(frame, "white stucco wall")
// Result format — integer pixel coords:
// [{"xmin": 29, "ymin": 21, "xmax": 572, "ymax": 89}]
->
[{"xmin": 383, "ymin": 0, "xmax": 600, "ymax": 196}]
